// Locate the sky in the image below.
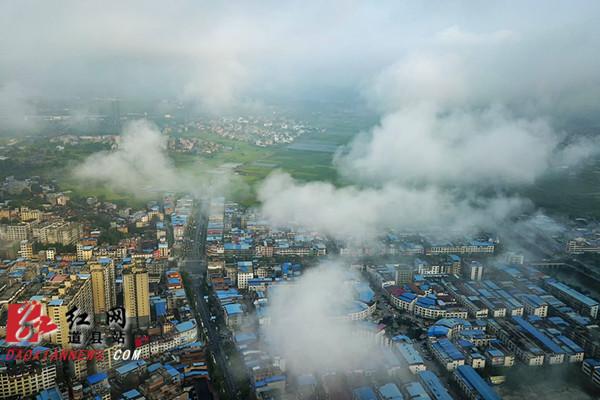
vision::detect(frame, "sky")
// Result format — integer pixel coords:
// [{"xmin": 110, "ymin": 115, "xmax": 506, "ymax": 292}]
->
[{"xmin": 1, "ymin": 1, "xmax": 599, "ymax": 117}]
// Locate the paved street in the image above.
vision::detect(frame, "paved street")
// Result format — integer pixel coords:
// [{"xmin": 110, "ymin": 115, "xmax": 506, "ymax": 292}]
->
[{"xmin": 180, "ymin": 205, "xmax": 241, "ymax": 399}]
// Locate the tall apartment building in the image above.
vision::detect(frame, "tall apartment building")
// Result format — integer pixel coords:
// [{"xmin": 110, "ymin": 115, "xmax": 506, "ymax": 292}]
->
[
  {"xmin": 157, "ymin": 240, "xmax": 169, "ymax": 258},
  {"xmin": 33, "ymin": 221, "xmax": 81, "ymax": 245},
  {"xmin": 395, "ymin": 264, "xmax": 414, "ymax": 284},
  {"xmin": 505, "ymin": 252, "xmax": 525, "ymax": 265},
  {"xmin": 76, "ymin": 243, "xmax": 94, "ymax": 261},
  {"xmin": 45, "ymin": 276, "xmax": 94, "ymax": 348},
  {"xmin": 465, "ymin": 261, "xmax": 484, "ymax": 281},
  {"xmin": 0, "ymin": 221, "xmax": 34, "ymax": 241},
  {"xmin": 90, "ymin": 261, "xmax": 117, "ymax": 323},
  {"xmin": 236, "ymin": 262, "xmax": 254, "ymax": 290},
  {"xmin": 0, "ymin": 359, "xmax": 58, "ymax": 398},
  {"xmin": 19, "ymin": 240, "xmax": 33, "ymax": 259},
  {"xmin": 19, "ymin": 207, "xmax": 41, "ymax": 222},
  {"xmin": 146, "ymin": 259, "xmax": 167, "ymax": 284},
  {"xmin": 123, "ymin": 266, "xmax": 151, "ymax": 329}
]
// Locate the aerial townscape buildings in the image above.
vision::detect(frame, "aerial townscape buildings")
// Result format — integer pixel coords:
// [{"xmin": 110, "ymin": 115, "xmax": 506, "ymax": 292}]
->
[
  {"xmin": 2, "ymin": 172, "xmax": 600, "ymax": 400},
  {"xmin": 0, "ymin": 181, "xmax": 209, "ymax": 399}
]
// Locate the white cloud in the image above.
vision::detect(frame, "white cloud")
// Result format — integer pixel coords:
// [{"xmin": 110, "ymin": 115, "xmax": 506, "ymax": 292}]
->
[
  {"xmin": 75, "ymin": 120, "xmax": 181, "ymax": 194},
  {"xmin": 436, "ymin": 25, "xmax": 517, "ymax": 46},
  {"xmin": 262, "ymin": 261, "xmax": 378, "ymax": 373},
  {"xmin": 258, "ymin": 172, "xmax": 529, "ymax": 240},
  {"xmin": 74, "ymin": 119, "xmax": 230, "ymax": 197},
  {"xmin": 365, "ymin": 54, "xmax": 468, "ymax": 110},
  {"xmin": 335, "ymin": 104, "xmax": 594, "ymax": 187}
]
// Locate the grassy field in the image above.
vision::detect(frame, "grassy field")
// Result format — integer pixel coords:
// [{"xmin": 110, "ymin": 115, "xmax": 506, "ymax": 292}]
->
[{"xmin": 176, "ymin": 130, "xmax": 351, "ymax": 206}]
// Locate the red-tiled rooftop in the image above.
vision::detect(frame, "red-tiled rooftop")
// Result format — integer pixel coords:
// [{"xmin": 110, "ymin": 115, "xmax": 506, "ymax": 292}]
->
[{"xmin": 50, "ymin": 274, "xmax": 68, "ymax": 282}]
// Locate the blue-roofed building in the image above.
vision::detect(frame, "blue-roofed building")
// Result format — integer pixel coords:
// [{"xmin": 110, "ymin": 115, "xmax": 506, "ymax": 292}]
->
[
  {"xmin": 297, "ymin": 374, "xmax": 317, "ymax": 397},
  {"xmin": 418, "ymin": 371, "xmax": 453, "ymax": 400},
  {"xmin": 234, "ymin": 331, "xmax": 257, "ymax": 344},
  {"xmin": 394, "ymin": 342, "xmax": 426, "ymax": 374},
  {"xmin": 470, "ymin": 240, "xmax": 495, "ymax": 250},
  {"xmin": 168, "ymin": 277, "xmax": 181, "ymax": 285},
  {"xmin": 36, "ymin": 388, "xmax": 63, "ymax": 400},
  {"xmin": 548, "ymin": 316, "xmax": 568, "ymax": 327},
  {"xmin": 224, "ymin": 303, "xmax": 244, "ymax": 327},
  {"xmin": 86, "ymin": 372, "xmax": 108, "ymax": 386},
  {"xmin": 582, "ymin": 358, "xmax": 600, "ymax": 379},
  {"xmin": 483, "ymin": 280, "xmax": 500, "ymax": 291},
  {"xmin": 377, "ymin": 383, "xmax": 404, "ymax": 400},
  {"xmin": 121, "ymin": 389, "xmax": 144, "ymax": 399},
  {"xmin": 414, "ymin": 295, "xmax": 447, "ymax": 320},
  {"xmin": 216, "ymin": 288, "xmax": 242, "ymax": 303},
  {"xmin": 353, "ymin": 386, "xmax": 378, "ymax": 400},
  {"xmin": 428, "ymin": 325, "xmax": 451, "ymax": 338},
  {"xmin": 174, "ymin": 319, "xmax": 197, "ymax": 336},
  {"xmin": 521, "ymin": 294, "xmax": 548, "ymax": 318},
  {"xmin": 433, "ymin": 318, "xmax": 471, "ymax": 337},
  {"xmin": 147, "ymin": 362, "xmax": 163, "ymax": 373},
  {"xmin": 431, "ymin": 339, "xmax": 465, "ymax": 371},
  {"xmin": 224, "ymin": 242, "xmax": 252, "ymax": 251},
  {"xmin": 236, "ymin": 261, "xmax": 254, "ymax": 289},
  {"xmin": 404, "ymin": 382, "xmax": 431, "ymax": 400},
  {"xmin": 556, "ymin": 335, "xmax": 585, "ymax": 362},
  {"xmin": 151, "ymin": 297, "xmax": 167, "ymax": 317},
  {"xmin": 453, "ymin": 365, "xmax": 500, "ymax": 400},
  {"xmin": 456, "ymin": 329, "xmax": 487, "ymax": 346},
  {"xmin": 184, "ymin": 370, "xmax": 209, "ymax": 379},
  {"xmin": 281, "ymin": 262, "xmax": 292, "ymax": 276},
  {"xmin": 344, "ymin": 300, "xmax": 372, "ymax": 320},
  {"xmin": 224, "ymin": 303, "xmax": 243, "ymax": 315},
  {"xmin": 546, "ymin": 280, "xmax": 599, "ymax": 318},
  {"xmin": 163, "ymin": 364, "xmax": 181, "ymax": 383},
  {"xmin": 254, "ymin": 374, "xmax": 286, "ymax": 394},
  {"xmin": 484, "ymin": 348, "xmax": 510, "ymax": 367},
  {"xmin": 237, "ymin": 260, "xmax": 253, "ymax": 270},
  {"xmin": 392, "ymin": 334, "xmax": 412, "ymax": 343},
  {"xmin": 495, "ymin": 289, "xmax": 524, "ymax": 316},
  {"xmin": 397, "ymin": 292, "xmax": 418, "ymax": 308},
  {"xmin": 488, "ymin": 318, "xmax": 546, "ymax": 366},
  {"xmin": 115, "ymin": 360, "xmax": 147, "ymax": 380},
  {"xmin": 354, "ymin": 282, "xmax": 375, "ymax": 304},
  {"xmin": 512, "ymin": 317, "xmax": 565, "ymax": 364}
]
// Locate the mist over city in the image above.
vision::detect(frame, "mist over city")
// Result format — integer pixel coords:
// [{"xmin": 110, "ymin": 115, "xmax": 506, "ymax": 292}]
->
[{"xmin": 1, "ymin": 1, "xmax": 600, "ymax": 400}]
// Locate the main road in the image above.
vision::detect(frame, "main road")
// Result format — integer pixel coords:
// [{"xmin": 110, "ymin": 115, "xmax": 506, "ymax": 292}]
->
[{"xmin": 180, "ymin": 205, "xmax": 240, "ymax": 399}]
